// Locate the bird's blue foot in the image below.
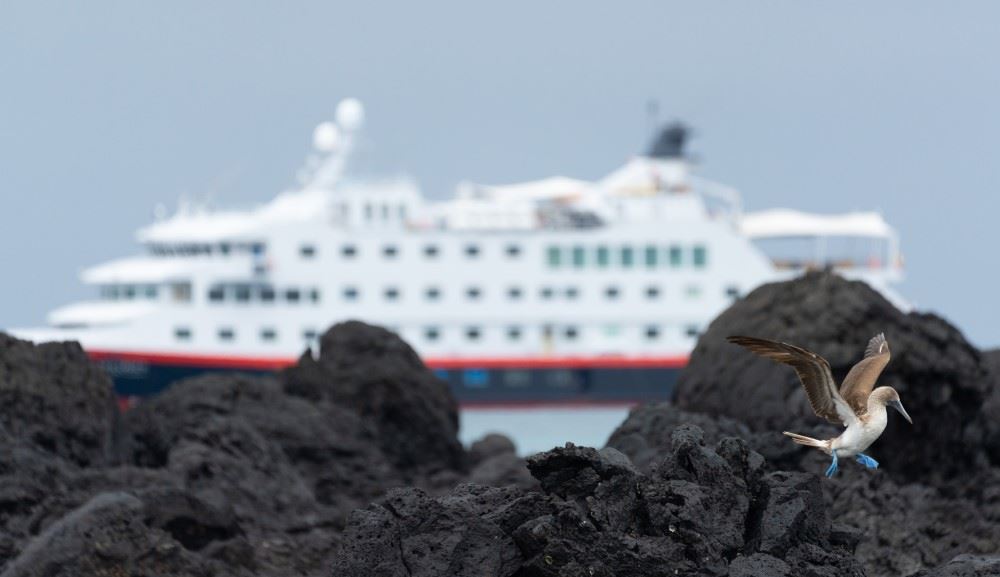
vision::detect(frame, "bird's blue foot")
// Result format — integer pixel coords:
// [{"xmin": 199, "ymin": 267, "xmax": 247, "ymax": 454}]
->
[
  {"xmin": 856, "ymin": 453, "xmax": 879, "ymax": 469},
  {"xmin": 825, "ymin": 451, "xmax": 839, "ymax": 478}
]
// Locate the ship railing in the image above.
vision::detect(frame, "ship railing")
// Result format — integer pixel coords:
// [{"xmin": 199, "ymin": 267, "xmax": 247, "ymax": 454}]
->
[{"xmin": 689, "ymin": 176, "xmax": 742, "ymax": 224}]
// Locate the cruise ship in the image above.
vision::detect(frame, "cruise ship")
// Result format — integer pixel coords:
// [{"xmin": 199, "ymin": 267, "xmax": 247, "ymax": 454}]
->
[{"xmin": 11, "ymin": 99, "xmax": 905, "ymax": 408}]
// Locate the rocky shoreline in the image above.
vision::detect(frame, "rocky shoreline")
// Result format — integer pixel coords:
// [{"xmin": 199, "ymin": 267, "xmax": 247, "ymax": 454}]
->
[{"xmin": 1, "ymin": 272, "xmax": 998, "ymax": 576}]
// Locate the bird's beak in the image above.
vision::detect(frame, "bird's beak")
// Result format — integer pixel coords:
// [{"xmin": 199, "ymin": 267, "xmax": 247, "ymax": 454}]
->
[{"xmin": 887, "ymin": 399, "xmax": 912, "ymax": 424}]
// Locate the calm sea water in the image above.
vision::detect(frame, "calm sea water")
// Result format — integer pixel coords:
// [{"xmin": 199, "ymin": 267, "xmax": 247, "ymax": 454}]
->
[{"xmin": 459, "ymin": 407, "xmax": 632, "ymax": 456}]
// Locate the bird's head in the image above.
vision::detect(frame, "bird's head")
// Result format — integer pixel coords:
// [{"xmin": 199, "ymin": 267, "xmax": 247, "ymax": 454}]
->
[{"xmin": 872, "ymin": 386, "xmax": 912, "ymax": 424}]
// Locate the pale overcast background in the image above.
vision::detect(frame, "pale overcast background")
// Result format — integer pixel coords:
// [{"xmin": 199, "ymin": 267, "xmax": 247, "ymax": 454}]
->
[{"xmin": 1, "ymin": 1, "xmax": 998, "ymax": 346}]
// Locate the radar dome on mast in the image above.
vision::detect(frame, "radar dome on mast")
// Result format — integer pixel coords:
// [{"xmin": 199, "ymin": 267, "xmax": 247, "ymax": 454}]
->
[
  {"xmin": 336, "ymin": 98, "xmax": 365, "ymax": 132},
  {"xmin": 312, "ymin": 122, "xmax": 340, "ymax": 152}
]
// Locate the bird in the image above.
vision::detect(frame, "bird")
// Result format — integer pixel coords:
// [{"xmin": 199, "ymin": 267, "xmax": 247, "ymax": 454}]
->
[{"xmin": 726, "ymin": 333, "xmax": 912, "ymax": 477}]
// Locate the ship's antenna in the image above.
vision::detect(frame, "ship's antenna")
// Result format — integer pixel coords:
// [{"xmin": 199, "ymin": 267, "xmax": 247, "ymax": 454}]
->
[{"xmin": 646, "ymin": 99, "xmax": 660, "ymax": 141}]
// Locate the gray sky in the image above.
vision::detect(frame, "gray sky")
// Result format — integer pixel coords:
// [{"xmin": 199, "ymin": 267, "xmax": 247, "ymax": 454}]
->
[{"xmin": 2, "ymin": 1, "xmax": 998, "ymax": 346}]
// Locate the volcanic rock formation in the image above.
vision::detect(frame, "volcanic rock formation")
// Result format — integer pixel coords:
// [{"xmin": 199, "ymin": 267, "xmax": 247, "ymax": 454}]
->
[
  {"xmin": 0, "ymin": 322, "xmax": 528, "ymax": 576},
  {"xmin": 333, "ymin": 436, "xmax": 866, "ymax": 577}
]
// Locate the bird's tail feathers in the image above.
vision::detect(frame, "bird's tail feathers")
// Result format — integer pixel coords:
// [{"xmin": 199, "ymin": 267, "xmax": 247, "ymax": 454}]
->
[{"xmin": 783, "ymin": 431, "xmax": 831, "ymax": 452}]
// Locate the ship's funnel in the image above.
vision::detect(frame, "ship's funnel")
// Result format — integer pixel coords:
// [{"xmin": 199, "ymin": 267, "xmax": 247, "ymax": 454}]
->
[{"xmin": 647, "ymin": 123, "xmax": 690, "ymax": 159}]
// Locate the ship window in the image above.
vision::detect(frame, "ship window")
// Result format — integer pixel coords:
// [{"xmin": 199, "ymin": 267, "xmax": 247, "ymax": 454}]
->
[
  {"xmin": 144, "ymin": 285, "xmax": 158, "ymax": 299},
  {"xmin": 572, "ymin": 245, "xmax": 586, "ymax": 268},
  {"xmin": 645, "ymin": 326, "xmax": 660, "ymax": 340},
  {"xmin": 220, "ymin": 243, "xmax": 232, "ymax": 255},
  {"xmin": 645, "ymin": 286, "xmax": 660, "ymax": 299},
  {"xmin": 465, "ymin": 244, "xmax": 480, "ymax": 258},
  {"xmin": 425, "ymin": 327, "xmax": 440, "ymax": 341},
  {"xmin": 462, "ymin": 369, "xmax": 488, "ymax": 388},
  {"xmin": 425, "ymin": 287, "xmax": 441, "ymax": 300},
  {"xmin": 235, "ymin": 285, "xmax": 251, "ymax": 302},
  {"xmin": 596, "ymin": 246, "xmax": 610, "ymax": 268},
  {"xmin": 384, "ymin": 287, "xmax": 400, "ymax": 301},
  {"xmin": 540, "ymin": 287, "xmax": 554, "ymax": 300},
  {"xmin": 171, "ymin": 282, "xmax": 192, "ymax": 303},
  {"xmin": 507, "ymin": 287, "xmax": 523, "ymax": 300},
  {"xmin": 364, "ymin": 203, "xmax": 373, "ymax": 221},
  {"xmin": 251, "ymin": 243, "xmax": 265, "ymax": 256},
  {"xmin": 123, "ymin": 285, "xmax": 136, "ymax": 300},
  {"xmin": 466, "ymin": 287, "xmax": 482, "ymax": 300},
  {"xmin": 102, "ymin": 285, "xmax": 119, "ymax": 300},
  {"xmin": 208, "ymin": 286, "xmax": 224, "ymax": 302},
  {"xmin": 546, "ymin": 246, "xmax": 562, "ymax": 267},
  {"xmin": 644, "ymin": 245, "xmax": 658, "ymax": 267},
  {"xmin": 381, "ymin": 203, "xmax": 390, "ymax": 220},
  {"xmin": 564, "ymin": 326, "xmax": 578, "ymax": 340},
  {"xmin": 507, "ymin": 326, "xmax": 522, "ymax": 340},
  {"xmin": 286, "ymin": 289, "xmax": 301, "ymax": 303},
  {"xmin": 546, "ymin": 370, "xmax": 576, "ymax": 388},
  {"xmin": 693, "ymin": 245, "xmax": 708, "ymax": 268},
  {"xmin": 605, "ymin": 286, "xmax": 620, "ymax": 300},
  {"xmin": 260, "ymin": 286, "xmax": 276, "ymax": 302},
  {"xmin": 725, "ymin": 285, "xmax": 740, "ymax": 299},
  {"xmin": 343, "ymin": 287, "xmax": 359, "ymax": 300},
  {"xmin": 505, "ymin": 244, "xmax": 522, "ymax": 258},
  {"xmin": 174, "ymin": 327, "xmax": 192, "ymax": 341},
  {"xmin": 398, "ymin": 204, "xmax": 408, "ymax": 220},
  {"xmin": 686, "ymin": 325, "xmax": 700, "ymax": 338},
  {"xmin": 669, "ymin": 245, "xmax": 683, "ymax": 267},
  {"xmin": 260, "ymin": 328, "xmax": 277, "ymax": 342},
  {"xmin": 383, "ymin": 245, "xmax": 398, "ymax": 258},
  {"xmin": 341, "ymin": 245, "xmax": 357, "ymax": 258},
  {"xmin": 565, "ymin": 287, "xmax": 579, "ymax": 299},
  {"xmin": 465, "ymin": 327, "xmax": 481, "ymax": 341},
  {"xmin": 620, "ymin": 246, "xmax": 634, "ymax": 268},
  {"xmin": 218, "ymin": 328, "xmax": 235, "ymax": 341},
  {"xmin": 303, "ymin": 329, "xmax": 318, "ymax": 341},
  {"xmin": 309, "ymin": 288, "xmax": 320, "ymax": 303},
  {"xmin": 685, "ymin": 285, "xmax": 702, "ymax": 298},
  {"xmin": 423, "ymin": 245, "xmax": 439, "ymax": 258},
  {"xmin": 503, "ymin": 370, "xmax": 531, "ymax": 387},
  {"xmin": 300, "ymin": 244, "xmax": 316, "ymax": 258}
]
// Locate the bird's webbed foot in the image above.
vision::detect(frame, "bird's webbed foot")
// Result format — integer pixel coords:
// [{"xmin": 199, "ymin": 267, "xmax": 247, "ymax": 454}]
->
[
  {"xmin": 825, "ymin": 451, "xmax": 839, "ymax": 478},
  {"xmin": 856, "ymin": 453, "xmax": 879, "ymax": 469}
]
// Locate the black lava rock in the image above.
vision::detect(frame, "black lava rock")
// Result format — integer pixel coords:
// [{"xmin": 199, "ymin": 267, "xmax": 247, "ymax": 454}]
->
[
  {"xmin": 333, "ymin": 430, "xmax": 865, "ymax": 577},
  {"xmin": 0, "ymin": 334, "xmax": 121, "ymax": 467},
  {"xmin": 0, "ymin": 321, "xmax": 532, "ymax": 576},
  {"xmin": 282, "ymin": 321, "xmax": 465, "ymax": 478}
]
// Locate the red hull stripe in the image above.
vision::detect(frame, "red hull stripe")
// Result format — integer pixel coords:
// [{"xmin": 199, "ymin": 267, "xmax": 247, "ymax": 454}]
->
[{"xmin": 85, "ymin": 349, "xmax": 689, "ymax": 371}]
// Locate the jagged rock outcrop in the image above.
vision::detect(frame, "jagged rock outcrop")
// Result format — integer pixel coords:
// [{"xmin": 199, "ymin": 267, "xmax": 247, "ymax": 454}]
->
[
  {"xmin": 282, "ymin": 321, "xmax": 465, "ymax": 478},
  {"xmin": 0, "ymin": 323, "xmax": 531, "ymax": 576},
  {"xmin": 333, "ymin": 430, "xmax": 865, "ymax": 576},
  {"xmin": 0, "ymin": 334, "xmax": 120, "ymax": 467}
]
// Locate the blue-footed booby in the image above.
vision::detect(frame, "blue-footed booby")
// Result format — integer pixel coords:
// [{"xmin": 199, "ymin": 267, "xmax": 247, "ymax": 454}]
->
[{"xmin": 727, "ymin": 333, "xmax": 912, "ymax": 477}]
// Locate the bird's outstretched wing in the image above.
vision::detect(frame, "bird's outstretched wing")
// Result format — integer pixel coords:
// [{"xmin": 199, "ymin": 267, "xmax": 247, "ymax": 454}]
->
[
  {"xmin": 727, "ymin": 336, "xmax": 856, "ymax": 426},
  {"xmin": 839, "ymin": 333, "xmax": 891, "ymax": 415}
]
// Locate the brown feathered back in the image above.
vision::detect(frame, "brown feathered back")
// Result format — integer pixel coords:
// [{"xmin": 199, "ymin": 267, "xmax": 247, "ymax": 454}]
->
[{"xmin": 839, "ymin": 333, "xmax": 891, "ymax": 415}]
